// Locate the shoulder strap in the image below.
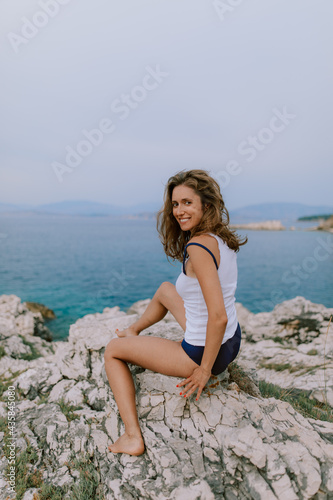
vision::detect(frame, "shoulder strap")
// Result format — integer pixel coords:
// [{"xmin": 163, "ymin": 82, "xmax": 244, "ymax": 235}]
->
[{"xmin": 183, "ymin": 242, "xmax": 219, "ymax": 275}]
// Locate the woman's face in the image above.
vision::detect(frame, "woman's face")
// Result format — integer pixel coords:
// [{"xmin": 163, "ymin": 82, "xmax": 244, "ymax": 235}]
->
[{"xmin": 172, "ymin": 184, "xmax": 204, "ymax": 232}]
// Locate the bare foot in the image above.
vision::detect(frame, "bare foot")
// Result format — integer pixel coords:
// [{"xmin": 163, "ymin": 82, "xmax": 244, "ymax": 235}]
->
[
  {"xmin": 108, "ymin": 433, "xmax": 145, "ymax": 456},
  {"xmin": 115, "ymin": 326, "xmax": 139, "ymax": 338}
]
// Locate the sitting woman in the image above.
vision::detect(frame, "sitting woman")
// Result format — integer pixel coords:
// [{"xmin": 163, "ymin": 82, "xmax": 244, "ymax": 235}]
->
[{"xmin": 104, "ymin": 169, "xmax": 247, "ymax": 456}]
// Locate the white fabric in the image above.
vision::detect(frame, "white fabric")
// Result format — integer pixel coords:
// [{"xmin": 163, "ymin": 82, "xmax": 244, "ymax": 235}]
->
[{"xmin": 175, "ymin": 233, "xmax": 238, "ymax": 346}]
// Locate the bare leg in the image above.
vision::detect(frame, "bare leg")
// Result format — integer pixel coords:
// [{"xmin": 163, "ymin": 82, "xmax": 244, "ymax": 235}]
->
[
  {"xmin": 104, "ymin": 356, "xmax": 145, "ymax": 455},
  {"xmin": 104, "ymin": 336, "xmax": 199, "ymax": 455},
  {"xmin": 116, "ymin": 282, "xmax": 186, "ymax": 337}
]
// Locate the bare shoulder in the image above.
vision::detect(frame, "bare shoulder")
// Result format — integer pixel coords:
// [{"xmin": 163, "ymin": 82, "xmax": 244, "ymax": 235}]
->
[
  {"xmin": 188, "ymin": 233, "xmax": 219, "ymax": 252},
  {"xmin": 187, "ymin": 233, "xmax": 220, "ymax": 266}
]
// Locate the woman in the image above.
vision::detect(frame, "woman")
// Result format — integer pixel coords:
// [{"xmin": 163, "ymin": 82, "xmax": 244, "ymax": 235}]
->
[{"xmin": 104, "ymin": 169, "xmax": 247, "ymax": 456}]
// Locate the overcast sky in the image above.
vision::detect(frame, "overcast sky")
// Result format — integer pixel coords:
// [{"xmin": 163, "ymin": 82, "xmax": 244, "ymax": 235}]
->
[{"xmin": 1, "ymin": 0, "xmax": 332, "ymax": 211}]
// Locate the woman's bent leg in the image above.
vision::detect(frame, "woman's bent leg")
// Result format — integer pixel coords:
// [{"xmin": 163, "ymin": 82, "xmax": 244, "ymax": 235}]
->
[
  {"xmin": 104, "ymin": 336, "xmax": 199, "ymax": 455},
  {"xmin": 117, "ymin": 282, "xmax": 186, "ymax": 337}
]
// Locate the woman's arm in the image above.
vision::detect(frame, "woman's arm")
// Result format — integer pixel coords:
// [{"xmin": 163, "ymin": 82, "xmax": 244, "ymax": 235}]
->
[{"xmin": 178, "ymin": 235, "xmax": 228, "ymax": 399}]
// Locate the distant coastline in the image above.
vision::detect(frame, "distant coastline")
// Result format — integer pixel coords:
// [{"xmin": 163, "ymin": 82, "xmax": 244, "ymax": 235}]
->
[
  {"xmin": 230, "ymin": 220, "xmax": 285, "ymax": 231},
  {"xmin": 1, "ymin": 200, "xmax": 333, "ymax": 219},
  {"xmin": 297, "ymin": 214, "xmax": 333, "ymax": 233},
  {"xmin": 1, "ymin": 201, "xmax": 333, "ymax": 231},
  {"xmin": 231, "ymin": 216, "xmax": 333, "ymax": 232},
  {"xmin": 0, "ymin": 211, "xmax": 157, "ymax": 220}
]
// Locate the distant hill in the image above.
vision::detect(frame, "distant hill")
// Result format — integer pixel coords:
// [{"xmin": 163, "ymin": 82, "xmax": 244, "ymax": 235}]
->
[
  {"xmin": 0, "ymin": 203, "xmax": 33, "ymax": 213},
  {"xmin": 298, "ymin": 214, "xmax": 332, "ymax": 221},
  {"xmin": 35, "ymin": 200, "xmax": 124, "ymax": 216},
  {"xmin": 0, "ymin": 200, "xmax": 161, "ymax": 217}
]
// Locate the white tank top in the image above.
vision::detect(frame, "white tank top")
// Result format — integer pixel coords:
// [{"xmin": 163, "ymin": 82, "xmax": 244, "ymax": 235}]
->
[{"xmin": 175, "ymin": 233, "xmax": 238, "ymax": 346}]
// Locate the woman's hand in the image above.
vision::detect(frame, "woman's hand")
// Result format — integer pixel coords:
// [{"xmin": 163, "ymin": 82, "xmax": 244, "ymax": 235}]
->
[{"xmin": 177, "ymin": 366, "xmax": 211, "ymax": 401}]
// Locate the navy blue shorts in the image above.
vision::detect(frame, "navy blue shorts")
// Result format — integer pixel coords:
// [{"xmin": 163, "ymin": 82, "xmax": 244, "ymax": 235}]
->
[{"xmin": 181, "ymin": 323, "xmax": 241, "ymax": 375}]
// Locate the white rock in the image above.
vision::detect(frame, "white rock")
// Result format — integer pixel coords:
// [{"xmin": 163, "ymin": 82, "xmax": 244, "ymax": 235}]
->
[
  {"xmin": 48, "ymin": 379, "xmax": 76, "ymax": 403},
  {"xmin": 21, "ymin": 489, "xmax": 40, "ymax": 500},
  {"xmin": 1, "ymin": 294, "xmax": 333, "ymax": 500},
  {"xmin": 170, "ymin": 479, "xmax": 215, "ymax": 500},
  {"xmin": 245, "ymin": 469, "xmax": 278, "ymax": 500},
  {"xmin": 90, "ymin": 429, "xmax": 109, "ymax": 454}
]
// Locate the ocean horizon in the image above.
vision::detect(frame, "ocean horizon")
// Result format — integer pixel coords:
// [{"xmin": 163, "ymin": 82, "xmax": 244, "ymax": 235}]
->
[{"xmin": 1, "ymin": 214, "xmax": 332, "ymax": 341}]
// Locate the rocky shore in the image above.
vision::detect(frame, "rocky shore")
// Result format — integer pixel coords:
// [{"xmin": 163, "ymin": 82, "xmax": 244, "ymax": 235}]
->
[
  {"xmin": 0, "ymin": 294, "xmax": 333, "ymax": 499},
  {"xmin": 230, "ymin": 220, "xmax": 285, "ymax": 231},
  {"xmin": 318, "ymin": 215, "xmax": 333, "ymax": 233}
]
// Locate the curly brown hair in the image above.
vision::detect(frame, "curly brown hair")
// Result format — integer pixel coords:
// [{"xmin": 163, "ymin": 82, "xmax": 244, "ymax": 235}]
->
[{"xmin": 156, "ymin": 169, "xmax": 247, "ymax": 261}]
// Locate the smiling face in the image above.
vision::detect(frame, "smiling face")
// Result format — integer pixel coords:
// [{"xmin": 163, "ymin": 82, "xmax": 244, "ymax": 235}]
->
[{"xmin": 171, "ymin": 184, "xmax": 205, "ymax": 232}]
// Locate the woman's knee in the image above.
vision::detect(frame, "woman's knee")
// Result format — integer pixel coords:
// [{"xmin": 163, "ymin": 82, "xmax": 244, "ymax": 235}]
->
[
  {"xmin": 156, "ymin": 281, "xmax": 174, "ymax": 301},
  {"xmin": 156, "ymin": 281, "xmax": 185, "ymax": 330},
  {"xmin": 104, "ymin": 338, "xmax": 119, "ymax": 361}
]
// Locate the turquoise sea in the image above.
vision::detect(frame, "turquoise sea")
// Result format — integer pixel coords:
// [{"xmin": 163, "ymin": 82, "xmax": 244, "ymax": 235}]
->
[{"xmin": 0, "ymin": 214, "xmax": 332, "ymax": 341}]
